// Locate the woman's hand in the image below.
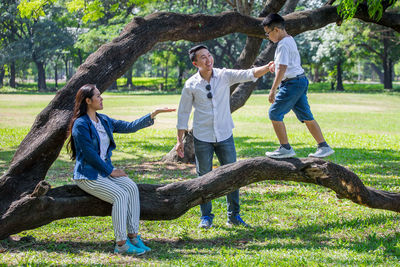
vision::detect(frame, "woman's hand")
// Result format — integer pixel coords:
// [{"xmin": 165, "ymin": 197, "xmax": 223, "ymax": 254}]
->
[
  {"xmin": 150, "ymin": 108, "xmax": 176, "ymax": 119},
  {"xmin": 110, "ymin": 169, "xmax": 127, "ymax": 178}
]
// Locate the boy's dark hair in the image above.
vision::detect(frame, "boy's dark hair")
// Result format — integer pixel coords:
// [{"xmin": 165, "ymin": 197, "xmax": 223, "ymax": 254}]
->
[
  {"xmin": 188, "ymin": 45, "xmax": 208, "ymax": 62},
  {"xmin": 261, "ymin": 13, "xmax": 285, "ymax": 29}
]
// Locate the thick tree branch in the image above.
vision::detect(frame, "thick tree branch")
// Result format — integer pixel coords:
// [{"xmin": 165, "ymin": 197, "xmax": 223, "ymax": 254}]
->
[
  {"xmin": 1, "ymin": 157, "xmax": 400, "ymax": 240},
  {"xmin": 259, "ymin": 0, "xmax": 287, "ymax": 17},
  {"xmin": 355, "ymin": 9, "xmax": 400, "ymax": 32}
]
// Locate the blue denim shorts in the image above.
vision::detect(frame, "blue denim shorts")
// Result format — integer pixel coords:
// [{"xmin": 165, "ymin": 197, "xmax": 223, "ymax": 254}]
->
[{"xmin": 269, "ymin": 76, "xmax": 314, "ymax": 122}]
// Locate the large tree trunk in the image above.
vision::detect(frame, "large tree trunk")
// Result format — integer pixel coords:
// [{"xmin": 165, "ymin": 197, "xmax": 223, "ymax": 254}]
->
[
  {"xmin": 0, "ymin": 66, "xmax": 4, "ymax": 87},
  {"xmin": 370, "ymin": 63, "xmax": 384, "ymax": 83},
  {"xmin": 177, "ymin": 64, "xmax": 184, "ymax": 88},
  {"xmin": 1, "ymin": 4, "xmax": 400, "ymax": 239},
  {"xmin": 125, "ymin": 66, "xmax": 134, "ymax": 88},
  {"xmin": 9, "ymin": 61, "xmax": 16, "ymax": 88},
  {"xmin": 336, "ymin": 58, "xmax": 344, "ymax": 91},
  {"xmin": 63, "ymin": 57, "xmax": 69, "ymax": 80},
  {"xmin": 35, "ymin": 60, "xmax": 47, "ymax": 92},
  {"xmin": 162, "ymin": 130, "xmax": 195, "ymax": 163},
  {"xmin": 2, "ymin": 157, "xmax": 400, "ymax": 240},
  {"xmin": 54, "ymin": 62, "xmax": 58, "ymax": 89},
  {"xmin": 382, "ymin": 35, "xmax": 393, "ymax": 89}
]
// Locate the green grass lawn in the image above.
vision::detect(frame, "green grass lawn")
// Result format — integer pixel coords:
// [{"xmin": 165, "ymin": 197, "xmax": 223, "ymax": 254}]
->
[{"xmin": 1, "ymin": 92, "xmax": 400, "ymax": 265}]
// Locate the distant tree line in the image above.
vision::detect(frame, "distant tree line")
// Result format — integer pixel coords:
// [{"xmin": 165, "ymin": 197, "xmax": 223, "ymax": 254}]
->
[{"xmin": 0, "ymin": 0, "xmax": 399, "ymax": 91}]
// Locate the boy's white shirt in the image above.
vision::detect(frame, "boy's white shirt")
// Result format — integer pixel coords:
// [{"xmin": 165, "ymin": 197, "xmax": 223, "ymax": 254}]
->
[{"xmin": 274, "ymin": 36, "xmax": 304, "ymax": 80}]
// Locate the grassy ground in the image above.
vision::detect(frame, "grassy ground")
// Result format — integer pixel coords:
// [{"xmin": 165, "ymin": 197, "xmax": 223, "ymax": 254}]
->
[{"xmin": 1, "ymin": 91, "xmax": 400, "ymax": 265}]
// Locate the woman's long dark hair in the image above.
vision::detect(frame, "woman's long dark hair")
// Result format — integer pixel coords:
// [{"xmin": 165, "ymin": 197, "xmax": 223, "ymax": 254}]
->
[{"xmin": 67, "ymin": 84, "xmax": 97, "ymax": 160}]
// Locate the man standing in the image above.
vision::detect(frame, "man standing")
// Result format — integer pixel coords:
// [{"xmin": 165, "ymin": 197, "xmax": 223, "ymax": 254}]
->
[{"xmin": 176, "ymin": 44, "xmax": 271, "ymax": 228}]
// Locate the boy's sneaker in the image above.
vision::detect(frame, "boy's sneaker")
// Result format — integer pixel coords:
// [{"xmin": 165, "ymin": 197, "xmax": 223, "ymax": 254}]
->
[
  {"xmin": 227, "ymin": 215, "xmax": 251, "ymax": 228},
  {"xmin": 198, "ymin": 216, "xmax": 213, "ymax": 229},
  {"xmin": 308, "ymin": 146, "xmax": 334, "ymax": 158},
  {"xmin": 114, "ymin": 241, "xmax": 145, "ymax": 255},
  {"xmin": 265, "ymin": 146, "xmax": 296, "ymax": 158},
  {"xmin": 129, "ymin": 235, "xmax": 151, "ymax": 252}
]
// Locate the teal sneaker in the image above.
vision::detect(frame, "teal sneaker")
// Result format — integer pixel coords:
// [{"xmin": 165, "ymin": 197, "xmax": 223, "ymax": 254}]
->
[
  {"xmin": 114, "ymin": 241, "xmax": 146, "ymax": 255},
  {"xmin": 129, "ymin": 235, "xmax": 151, "ymax": 252}
]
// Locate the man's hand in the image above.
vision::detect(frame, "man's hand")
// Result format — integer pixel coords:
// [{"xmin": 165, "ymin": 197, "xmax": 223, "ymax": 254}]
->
[
  {"xmin": 175, "ymin": 141, "xmax": 184, "ymax": 158},
  {"xmin": 110, "ymin": 169, "xmax": 127, "ymax": 178},
  {"xmin": 268, "ymin": 89, "xmax": 276, "ymax": 104},
  {"xmin": 267, "ymin": 61, "xmax": 275, "ymax": 73}
]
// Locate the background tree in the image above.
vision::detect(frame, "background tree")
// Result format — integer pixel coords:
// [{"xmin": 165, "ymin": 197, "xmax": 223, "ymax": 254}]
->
[
  {"xmin": 1, "ymin": 1, "xmax": 74, "ymax": 91},
  {"xmin": 312, "ymin": 24, "xmax": 355, "ymax": 91},
  {"xmin": 346, "ymin": 20, "xmax": 400, "ymax": 89}
]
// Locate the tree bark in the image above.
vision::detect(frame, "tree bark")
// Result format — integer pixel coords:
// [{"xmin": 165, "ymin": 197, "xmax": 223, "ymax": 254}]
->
[
  {"xmin": 2, "ymin": 157, "xmax": 400, "ymax": 240},
  {"xmin": 1, "ymin": 4, "xmax": 400, "ymax": 238},
  {"xmin": 9, "ymin": 61, "xmax": 16, "ymax": 88},
  {"xmin": 382, "ymin": 34, "xmax": 393, "ymax": 89},
  {"xmin": 162, "ymin": 130, "xmax": 195, "ymax": 163},
  {"xmin": 54, "ymin": 62, "xmax": 58, "ymax": 89},
  {"xmin": 0, "ymin": 66, "xmax": 4, "ymax": 87},
  {"xmin": 125, "ymin": 67, "xmax": 133, "ymax": 88},
  {"xmin": 336, "ymin": 58, "xmax": 344, "ymax": 91},
  {"xmin": 177, "ymin": 64, "xmax": 184, "ymax": 88},
  {"xmin": 63, "ymin": 57, "xmax": 69, "ymax": 80},
  {"xmin": 230, "ymin": 42, "xmax": 277, "ymax": 112},
  {"xmin": 281, "ymin": 0, "xmax": 299, "ymax": 15},
  {"xmin": 35, "ymin": 60, "xmax": 47, "ymax": 92},
  {"xmin": 370, "ymin": 63, "xmax": 384, "ymax": 83}
]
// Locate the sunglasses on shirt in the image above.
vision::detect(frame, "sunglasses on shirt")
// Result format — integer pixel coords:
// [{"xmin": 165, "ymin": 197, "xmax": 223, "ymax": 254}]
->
[{"xmin": 206, "ymin": 84, "xmax": 212, "ymax": 99}]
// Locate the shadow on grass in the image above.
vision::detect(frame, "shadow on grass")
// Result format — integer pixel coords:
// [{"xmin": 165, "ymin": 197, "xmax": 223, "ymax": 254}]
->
[
  {"xmin": 3, "ymin": 213, "xmax": 399, "ymax": 261},
  {"xmin": 150, "ymin": 213, "xmax": 400, "ymax": 260}
]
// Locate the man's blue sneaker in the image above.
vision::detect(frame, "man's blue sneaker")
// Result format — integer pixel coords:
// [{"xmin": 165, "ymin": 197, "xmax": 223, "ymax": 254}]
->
[
  {"xmin": 129, "ymin": 235, "xmax": 151, "ymax": 252},
  {"xmin": 227, "ymin": 215, "xmax": 251, "ymax": 228},
  {"xmin": 114, "ymin": 240, "xmax": 146, "ymax": 255},
  {"xmin": 198, "ymin": 216, "xmax": 213, "ymax": 229}
]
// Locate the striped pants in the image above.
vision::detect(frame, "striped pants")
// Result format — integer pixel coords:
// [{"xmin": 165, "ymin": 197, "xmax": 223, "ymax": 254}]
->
[{"xmin": 76, "ymin": 176, "xmax": 140, "ymax": 242}]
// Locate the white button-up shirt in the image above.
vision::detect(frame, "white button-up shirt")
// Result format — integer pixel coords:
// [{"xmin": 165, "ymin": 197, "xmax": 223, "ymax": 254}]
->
[{"xmin": 177, "ymin": 68, "xmax": 258, "ymax": 143}]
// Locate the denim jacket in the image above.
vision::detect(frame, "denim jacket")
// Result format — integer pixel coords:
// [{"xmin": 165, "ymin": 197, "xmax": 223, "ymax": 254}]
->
[{"xmin": 72, "ymin": 113, "xmax": 154, "ymax": 180}]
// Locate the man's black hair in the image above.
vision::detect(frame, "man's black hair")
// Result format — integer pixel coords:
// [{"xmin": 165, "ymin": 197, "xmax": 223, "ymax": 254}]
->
[
  {"xmin": 261, "ymin": 13, "xmax": 285, "ymax": 29},
  {"xmin": 188, "ymin": 45, "xmax": 208, "ymax": 62}
]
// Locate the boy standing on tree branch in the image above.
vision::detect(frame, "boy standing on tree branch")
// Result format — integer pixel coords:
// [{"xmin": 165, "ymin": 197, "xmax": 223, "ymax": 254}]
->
[{"xmin": 262, "ymin": 13, "xmax": 334, "ymax": 159}]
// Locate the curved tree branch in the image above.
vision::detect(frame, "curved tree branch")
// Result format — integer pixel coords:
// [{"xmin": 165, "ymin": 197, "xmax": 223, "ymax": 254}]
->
[
  {"xmin": 355, "ymin": 9, "xmax": 400, "ymax": 32},
  {"xmin": 1, "ymin": 157, "xmax": 400, "ymax": 240}
]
